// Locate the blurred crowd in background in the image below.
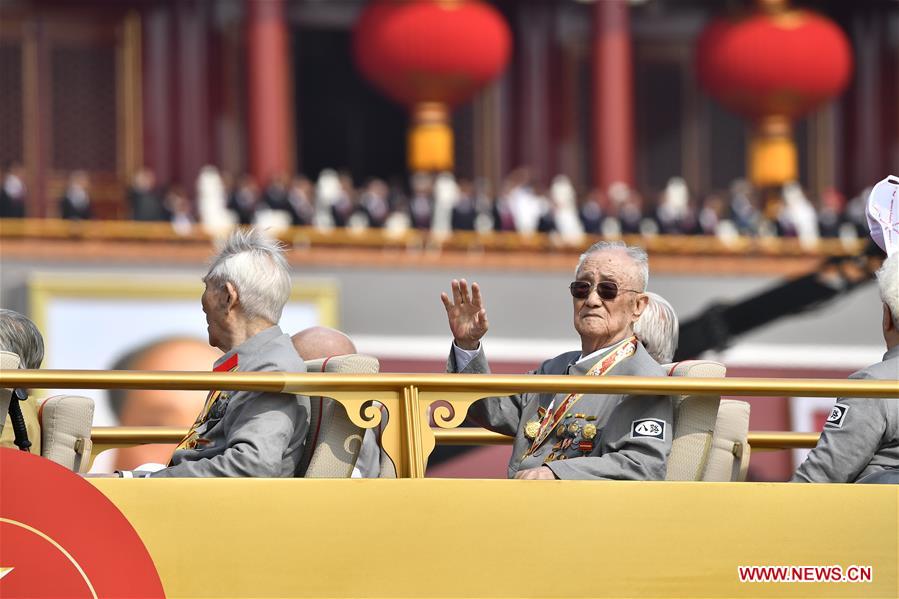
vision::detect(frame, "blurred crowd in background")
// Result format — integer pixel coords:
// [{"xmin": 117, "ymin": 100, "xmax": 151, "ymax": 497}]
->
[{"xmin": 0, "ymin": 161, "xmax": 874, "ymax": 247}]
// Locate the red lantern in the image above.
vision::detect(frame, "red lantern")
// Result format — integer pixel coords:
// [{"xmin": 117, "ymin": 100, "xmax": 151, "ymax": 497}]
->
[
  {"xmin": 354, "ymin": 0, "xmax": 511, "ymax": 171},
  {"xmin": 696, "ymin": 1, "xmax": 852, "ymax": 186}
]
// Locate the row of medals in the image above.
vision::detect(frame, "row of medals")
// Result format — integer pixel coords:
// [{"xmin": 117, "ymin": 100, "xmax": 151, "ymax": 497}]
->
[{"xmin": 524, "ymin": 413, "xmax": 598, "ymax": 463}]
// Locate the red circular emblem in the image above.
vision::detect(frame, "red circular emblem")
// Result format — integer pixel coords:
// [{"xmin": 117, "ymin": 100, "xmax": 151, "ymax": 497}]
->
[{"xmin": 0, "ymin": 448, "xmax": 165, "ymax": 598}]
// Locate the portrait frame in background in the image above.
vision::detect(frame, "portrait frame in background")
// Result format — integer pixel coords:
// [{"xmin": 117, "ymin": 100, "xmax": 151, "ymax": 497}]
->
[{"xmin": 28, "ymin": 272, "xmax": 337, "ymax": 426}]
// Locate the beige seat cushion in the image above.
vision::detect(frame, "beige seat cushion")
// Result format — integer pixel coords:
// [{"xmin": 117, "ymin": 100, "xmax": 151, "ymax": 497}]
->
[
  {"xmin": 299, "ymin": 354, "xmax": 381, "ymax": 478},
  {"xmin": 0, "ymin": 351, "xmax": 42, "ymax": 455},
  {"xmin": 704, "ymin": 399, "xmax": 751, "ymax": 482},
  {"xmin": 39, "ymin": 395, "xmax": 95, "ymax": 473},
  {"xmin": 664, "ymin": 360, "xmax": 725, "ymax": 481}
]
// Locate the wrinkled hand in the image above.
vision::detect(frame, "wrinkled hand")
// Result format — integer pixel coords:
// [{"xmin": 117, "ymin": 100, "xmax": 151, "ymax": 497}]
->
[
  {"xmin": 514, "ymin": 466, "xmax": 557, "ymax": 480},
  {"xmin": 440, "ymin": 279, "xmax": 489, "ymax": 350}
]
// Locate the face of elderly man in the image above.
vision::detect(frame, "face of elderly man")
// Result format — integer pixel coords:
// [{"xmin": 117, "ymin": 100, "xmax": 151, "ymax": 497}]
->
[
  {"xmin": 572, "ymin": 249, "xmax": 648, "ymax": 353},
  {"xmin": 201, "ymin": 281, "xmax": 231, "ymax": 352}
]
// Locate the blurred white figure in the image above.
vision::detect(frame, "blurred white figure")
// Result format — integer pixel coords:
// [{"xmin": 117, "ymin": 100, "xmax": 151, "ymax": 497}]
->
[
  {"xmin": 607, "ymin": 181, "xmax": 631, "ymax": 209},
  {"xmin": 550, "ymin": 175, "xmax": 584, "ymax": 245},
  {"xmin": 254, "ymin": 209, "xmax": 291, "ymax": 233},
  {"xmin": 314, "ymin": 169, "xmax": 340, "ymax": 230},
  {"xmin": 639, "ymin": 218, "xmax": 659, "ymax": 237},
  {"xmin": 196, "ymin": 165, "xmax": 234, "ymax": 235},
  {"xmin": 657, "ymin": 177, "xmax": 690, "ymax": 232},
  {"xmin": 431, "ymin": 172, "xmax": 459, "ymax": 238},
  {"xmin": 716, "ymin": 220, "xmax": 740, "ymax": 245},
  {"xmin": 508, "ymin": 182, "xmax": 542, "ymax": 235},
  {"xmin": 601, "ymin": 216, "xmax": 622, "ymax": 238},
  {"xmin": 783, "ymin": 182, "xmax": 820, "ymax": 249},
  {"xmin": 384, "ymin": 209, "xmax": 411, "ymax": 238}
]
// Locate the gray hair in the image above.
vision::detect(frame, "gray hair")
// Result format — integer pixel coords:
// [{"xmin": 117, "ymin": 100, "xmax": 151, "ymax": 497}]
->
[
  {"xmin": 876, "ymin": 253, "xmax": 898, "ymax": 327},
  {"xmin": 204, "ymin": 228, "xmax": 291, "ymax": 324},
  {"xmin": 632, "ymin": 292, "xmax": 679, "ymax": 364},
  {"xmin": 0, "ymin": 309, "xmax": 45, "ymax": 369},
  {"xmin": 576, "ymin": 240, "xmax": 649, "ymax": 290}
]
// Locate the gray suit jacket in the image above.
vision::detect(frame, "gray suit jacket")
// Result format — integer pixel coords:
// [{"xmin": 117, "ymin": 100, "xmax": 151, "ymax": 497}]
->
[
  {"xmin": 792, "ymin": 345, "xmax": 899, "ymax": 483},
  {"xmin": 150, "ymin": 326, "xmax": 310, "ymax": 478},
  {"xmin": 448, "ymin": 342, "xmax": 674, "ymax": 480}
]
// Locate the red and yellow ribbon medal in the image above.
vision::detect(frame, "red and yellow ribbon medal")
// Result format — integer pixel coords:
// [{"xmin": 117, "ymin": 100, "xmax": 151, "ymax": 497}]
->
[
  {"xmin": 172, "ymin": 353, "xmax": 239, "ymax": 454},
  {"xmin": 523, "ymin": 336, "xmax": 637, "ymax": 457}
]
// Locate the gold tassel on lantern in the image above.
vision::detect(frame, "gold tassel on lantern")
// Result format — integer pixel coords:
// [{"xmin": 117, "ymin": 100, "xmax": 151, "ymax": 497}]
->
[
  {"xmin": 749, "ymin": 115, "xmax": 798, "ymax": 186},
  {"xmin": 408, "ymin": 102, "xmax": 454, "ymax": 172}
]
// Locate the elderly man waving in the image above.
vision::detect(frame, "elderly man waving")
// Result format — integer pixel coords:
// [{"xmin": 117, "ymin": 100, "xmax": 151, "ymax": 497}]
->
[{"xmin": 442, "ymin": 241, "xmax": 674, "ymax": 480}]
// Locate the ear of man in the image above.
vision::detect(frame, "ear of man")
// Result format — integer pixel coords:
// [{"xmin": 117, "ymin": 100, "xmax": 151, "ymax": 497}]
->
[
  {"xmin": 885, "ymin": 304, "xmax": 897, "ymax": 332},
  {"xmin": 224, "ymin": 281, "xmax": 239, "ymax": 313},
  {"xmin": 631, "ymin": 293, "xmax": 649, "ymax": 322}
]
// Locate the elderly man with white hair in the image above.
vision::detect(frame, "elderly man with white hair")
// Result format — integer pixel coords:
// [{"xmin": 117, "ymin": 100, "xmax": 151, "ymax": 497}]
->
[
  {"xmin": 0, "ymin": 309, "xmax": 45, "ymax": 452},
  {"xmin": 633, "ymin": 292, "xmax": 679, "ymax": 364},
  {"xmin": 119, "ymin": 229, "xmax": 310, "ymax": 478},
  {"xmin": 792, "ymin": 253, "xmax": 899, "ymax": 484},
  {"xmin": 442, "ymin": 240, "xmax": 674, "ymax": 480}
]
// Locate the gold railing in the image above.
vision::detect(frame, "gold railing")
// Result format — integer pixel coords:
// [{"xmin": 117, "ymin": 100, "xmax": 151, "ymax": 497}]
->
[
  {"xmin": 4, "ymin": 369, "xmax": 897, "ymax": 477},
  {"xmin": 89, "ymin": 426, "xmax": 821, "ymax": 452}
]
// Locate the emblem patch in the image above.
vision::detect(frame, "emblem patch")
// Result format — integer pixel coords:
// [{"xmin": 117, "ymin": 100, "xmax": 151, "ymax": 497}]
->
[
  {"xmin": 631, "ymin": 418, "xmax": 665, "ymax": 440},
  {"xmin": 825, "ymin": 403, "xmax": 849, "ymax": 429}
]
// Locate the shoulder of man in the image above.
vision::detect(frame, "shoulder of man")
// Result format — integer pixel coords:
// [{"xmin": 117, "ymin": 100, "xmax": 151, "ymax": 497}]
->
[
  {"xmin": 238, "ymin": 329, "xmax": 307, "ymax": 374},
  {"xmin": 848, "ymin": 352, "xmax": 898, "ymax": 382},
  {"xmin": 614, "ymin": 342, "xmax": 666, "ymax": 377},
  {"xmin": 537, "ymin": 351, "xmax": 582, "ymax": 375}
]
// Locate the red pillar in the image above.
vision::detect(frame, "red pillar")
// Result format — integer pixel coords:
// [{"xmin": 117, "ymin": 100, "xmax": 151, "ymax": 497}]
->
[
  {"xmin": 246, "ymin": 0, "xmax": 293, "ymax": 184},
  {"xmin": 591, "ymin": 0, "xmax": 634, "ymax": 190}
]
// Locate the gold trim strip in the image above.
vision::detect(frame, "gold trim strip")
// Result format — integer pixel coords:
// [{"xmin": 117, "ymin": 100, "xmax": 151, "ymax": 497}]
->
[
  {"xmin": 88, "ymin": 427, "xmax": 821, "ymax": 450},
  {"xmin": 5, "ymin": 370, "xmax": 898, "ymax": 398}
]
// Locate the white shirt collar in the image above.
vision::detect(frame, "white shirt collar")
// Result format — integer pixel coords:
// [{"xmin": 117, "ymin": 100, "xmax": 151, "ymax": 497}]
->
[{"xmin": 575, "ymin": 343, "xmax": 619, "ymax": 366}]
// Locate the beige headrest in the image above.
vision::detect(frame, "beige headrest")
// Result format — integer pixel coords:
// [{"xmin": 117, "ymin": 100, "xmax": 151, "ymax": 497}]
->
[
  {"xmin": 705, "ymin": 399, "xmax": 752, "ymax": 482},
  {"xmin": 39, "ymin": 395, "xmax": 95, "ymax": 473},
  {"xmin": 304, "ymin": 354, "xmax": 380, "ymax": 375},
  {"xmin": 665, "ymin": 360, "xmax": 726, "ymax": 378},
  {"xmin": 299, "ymin": 353, "xmax": 381, "ymax": 478},
  {"xmin": 1, "ymin": 351, "xmax": 21, "ymax": 371}
]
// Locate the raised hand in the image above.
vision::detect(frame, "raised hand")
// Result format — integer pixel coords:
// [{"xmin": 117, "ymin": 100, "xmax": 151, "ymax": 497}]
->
[{"xmin": 440, "ymin": 279, "xmax": 489, "ymax": 350}]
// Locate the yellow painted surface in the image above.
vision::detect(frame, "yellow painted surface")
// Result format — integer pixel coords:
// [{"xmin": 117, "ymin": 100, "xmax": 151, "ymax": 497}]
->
[{"xmin": 92, "ymin": 479, "xmax": 898, "ymax": 599}]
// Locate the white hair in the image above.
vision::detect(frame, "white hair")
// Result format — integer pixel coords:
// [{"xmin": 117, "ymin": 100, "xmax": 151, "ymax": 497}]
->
[
  {"xmin": 204, "ymin": 228, "xmax": 291, "ymax": 324},
  {"xmin": 632, "ymin": 292, "xmax": 679, "ymax": 364},
  {"xmin": 0, "ymin": 309, "xmax": 44, "ymax": 369},
  {"xmin": 576, "ymin": 240, "xmax": 649, "ymax": 290},
  {"xmin": 876, "ymin": 253, "xmax": 899, "ymax": 327}
]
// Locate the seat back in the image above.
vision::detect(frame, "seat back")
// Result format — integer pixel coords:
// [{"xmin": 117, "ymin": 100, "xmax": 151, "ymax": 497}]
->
[
  {"xmin": 704, "ymin": 399, "xmax": 752, "ymax": 482},
  {"xmin": 39, "ymin": 395, "xmax": 95, "ymax": 473},
  {"xmin": 664, "ymin": 360, "xmax": 725, "ymax": 481},
  {"xmin": 298, "ymin": 354, "xmax": 380, "ymax": 478},
  {"xmin": 0, "ymin": 351, "xmax": 20, "ymax": 436}
]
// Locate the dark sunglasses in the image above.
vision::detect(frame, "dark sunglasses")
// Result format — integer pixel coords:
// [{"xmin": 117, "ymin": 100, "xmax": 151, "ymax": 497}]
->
[{"xmin": 569, "ymin": 280, "xmax": 641, "ymax": 301}]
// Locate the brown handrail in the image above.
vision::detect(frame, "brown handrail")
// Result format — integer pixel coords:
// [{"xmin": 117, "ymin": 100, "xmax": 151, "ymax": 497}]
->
[{"xmin": 0, "ymin": 217, "xmax": 864, "ymax": 257}]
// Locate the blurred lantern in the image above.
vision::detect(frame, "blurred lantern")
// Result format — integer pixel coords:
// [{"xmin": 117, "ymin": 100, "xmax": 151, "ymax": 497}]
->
[
  {"xmin": 696, "ymin": 0, "xmax": 852, "ymax": 187},
  {"xmin": 353, "ymin": 0, "xmax": 511, "ymax": 172}
]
